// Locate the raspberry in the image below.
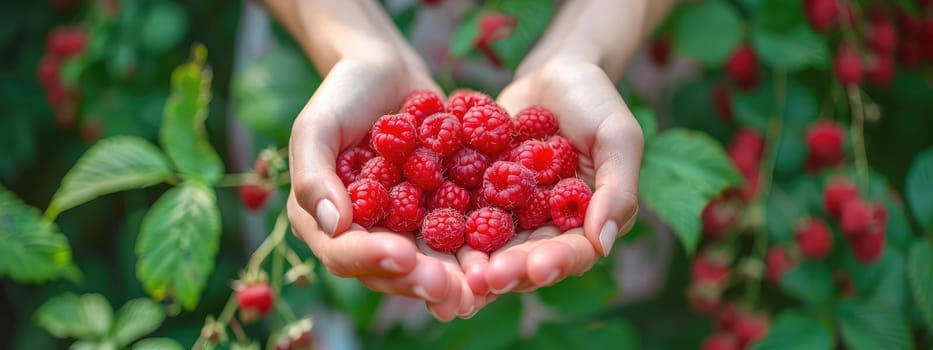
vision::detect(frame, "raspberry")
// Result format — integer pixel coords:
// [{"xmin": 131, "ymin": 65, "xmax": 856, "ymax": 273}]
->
[
  {"xmin": 728, "ymin": 128, "xmax": 765, "ymax": 177},
  {"xmin": 765, "ymin": 247, "xmax": 793, "ymax": 284},
  {"xmin": 447, "ymin": 89, "xmax": 494, "ymax": 120},
  {"xmin": 687, "ymin": 282, "xmax": 722, "ymax": 314},
  {"xmin": 482, "ymin": 161, "xmax": 536, "ymax": 210},
  {"xmin": 834, "ymin": 46, "xmax": 863, "ymax": 86},
  {"xmin": 701, "ymin": 196, "xmax": 740, "ymax": 240},
  {"xmin": 513, "ymin": 140, "xmax": 562, "ymax": 186},
  {"xmin": 804, "ymin": 150, "xmax": 844, "ymax": 173},
  {"xmin": 692, "ymin": 252, "xmax": 730, "ymax": 285},
  {"xmin": 465, "ymin": 207, "xmax": 515, "ymax": 253},
  {"xmin": 427, "ymin": 181, "xmax": 471, "ymax": 214},
  {"xmin": 236, "ymin": 282, "xmax": 274, "ymax": 323},
  {"xmin": 547, "ymin": 135, "xmax": 578, "ymax": 179},
  {"xmin": 471, "ymin": 187, "xmax": 491, "ymax": 210},
  {"xmin": 360, "ymin": 156, "xmax": 402, "ymax": 189},
  {"xmin": 336, "ymin": 146, "xmax": 376, "ymax": 186},
  {"xmin": 239, "ymin": 184, "xmax": 272, "ymax": 212},
  {"xmin": 850, "ymin": 229, "xmax": 885, "ymax": 265},
  {"xmin": 384, "ymin": 182, "xmax": 426, "ymax": 233},
  {"xmin": 712, "ymin": 84, "xmax": 734, "ymax": 123},
  {"xmin": 418, "ymin": 112, "xmax": 462, "ymax": 156},
  {"xmin": 421, "ymin": 209, "xmax": 466, "ymax": 253},
  {"xmin": 725, "ymin": 44, "xmax": 760, "ymax": 91},
  {"xmin": 794, "ymin": 218, "xmax": 833, "ymax": 259},
  {"xmin": 702, "ymin": 332, "xmax": 738, "ymax": 350},
  {"xmin": 715, "ymin": 303, "xmax": 743, "ymax": 332},
  {"xmin": 840, "ymin": 199, "xmax": 886, "ymax": 237},
  {"xmin": 347, "ymin": 179, "xmax": 389, "ymax": 229},
  {"xmin": 447, "ymin": 147, "xmax": 490, "ymax": 189},
  {"xmin": 867, "ymin": 19, "xmax": 897, "ymax": 55},
  {"xmin": 512, "ymin": 105, "xmax": 559, "ymax": 143},
  {"xmin": 401, "ymin": 90, "xmax": 445, "ymax": 124},
  {"xmin": 823, "ymin": 178, "xmax": 859, "ymax": 218},
  {"xmin": 37, "ymin": 54, "xmax": 59, "ymax": 85},
  {"xmin": 515, "ymin": 186, "xmax": 551, "ymax": 230},
  {"xmin": 805, "ymin": 120, "xmax": 845, "ymax": 162},
  {"xmin": 804, "ymin": 0, "xmax": 838, "ymax": 32},
  {"xmin": 549, "ymin": 178, "xmax": 592, "ymax": 231},
  {"xmin": 650, "ymin": 37, "xmax": 671, "ymax": 66},
  {"xmin": 46, "ymin": 27, "xmax": 86, "ymax": 58},
  {"xmin": 403, "ymin": 148, "xmax": 445, "ymax": 191},
  {"xmin": 865, "ymin": 54, "xmax": 894, "ymax": 86},
  {"xmin": 370, "ymin": 113, "xmax": 418, "ymax": 164},
  {"xmin": 733, "ymin": 313, "xmax": 769, "ymax": 349},
  {"xmin": 462, "ymin": 104, "xmax": 513, "ymax": 156}
]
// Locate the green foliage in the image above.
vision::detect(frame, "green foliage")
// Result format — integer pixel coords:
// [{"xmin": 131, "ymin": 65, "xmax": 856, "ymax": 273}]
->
[
  {"xmin": 319, "ymin": 268, "xmax": 384, "ymax": 330},
  {"xmin": 909, "ymin": 242, "xmax": 933, "ymax": 332},
  {"xmin": 0, "ymin": 185, "xmax": 79, "ymax": 283},
  {"xmin": 46, "ymin": 136, "xmax": 174, "ymax": 219},
  {"xmin": 639, "ymin": 129, "xmax": 744, "ymax": 253},
  {"xmin": 433, "ymin": 294, "xmax": 523, "ymax": 349},
  {"xmin": 131, "ymin": 338, "xmax": 184, "ymax": 350},
  {"xmin": 487, "ymin": 0, "xmax": 554, "ymax": 70},
  {"xmin": 536, "ymin": 264, "xmax": 618, "ymax": 317},
  {"xmin": 111, "ymin": 299, "xmax": 166, "ymax": 346},
  {"xmin": 750, "ymin": 23, "xmax": 828, "ymax": 72},
  {"xmin": 836, "ymin": 299, "xmax": 913, "ymax": 350},
  {"xmin": 781, "ymin": 260, "xmax": 833, "ymax": 305},
  {"xmin": 35, "ymin": 293, "xmax": 176, "ymax": 349},
  {"xmin": 672, "ymin": 0, "xmax": 743, "ymax": 67},
  {"xmin": 518, "ymin": 320, "xmax": 638, "ymax": 350},
  {"xmin": 752, "ymin": 310, "xmax": 832, "ymax": 350},
  {"xmin": 906, "ymin": 148, "xmax": 933, "ymax": 231},
  {"xmin": 140, "ymin": 2, "xmax": 188, "ymax": 54}
]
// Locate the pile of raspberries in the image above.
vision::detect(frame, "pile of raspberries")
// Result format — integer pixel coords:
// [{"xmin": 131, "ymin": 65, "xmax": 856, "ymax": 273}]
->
[{"xmin": 337, "ymin": 89, "xmax": 592, "ymax": 254}]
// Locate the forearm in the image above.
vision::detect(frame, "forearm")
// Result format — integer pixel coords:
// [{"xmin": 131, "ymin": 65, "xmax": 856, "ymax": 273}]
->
[{"xmin": 519, "ymin": 0, "xmax": 677, "ymax": 80}]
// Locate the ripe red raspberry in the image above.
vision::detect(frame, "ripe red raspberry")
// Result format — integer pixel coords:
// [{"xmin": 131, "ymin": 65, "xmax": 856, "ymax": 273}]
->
[
  {"xmin": 765, "ymin": 247, "xmax": 793, "ymax": 284},
  {"xmin": 360, "ymin": 156, "xmax": 402, "ymax": 189},
  {"xmin": 712, "ymin": 84, "xmax": 734, "ymax": 123},
  {"xmin": 239, "ymin": 184, "xmax": 272, "ymax": 212},
  {"xmin": 804, "ymin": 150, "xmax": 844, "ymax": 173},
  {"xmin": 403, "ymin": 148, "xmax": 445, "ymax": 191},
  {"xmin": 475, "ymin": 12, "xmax": 517, "ymax": 49},
  {"xmin": 794, "ymin": 218, "xmax": 834, "ymax": 259},
  {"xmin": 46, "ymin": 27, "xmax": 86, "ymax": 58},
  {"xmin": 650, "ymin": 37, "xmax": 671, "ymax": 66},
  {"xmin": 512, "ymin": 105, "xmax": 559, "ymax": 143},
  {"xmin": 702, "ymin": 332, "xmax": 738, "ymax": 350},
  {"xmin": 725, "ymin": 44, "xmax": 760, "ymax": 91},
  {"xmin": 547, "ymin": 135, "xmax": 578, "ymax": 179},
  {"xmin": 447, "ymin": 89, "xmax": 494, "ymax": 120},
  {"xmin": 336, "ymin": 146, "xmax": 376, "ymax": 186},
  {"xmin": 447, "ymin": 147, "xmax": 490, "ymax": 189},
  {"xmin": 370, "ymin": 113, "xmax": 418, "ymax": 164},
  {"xmin": 482, "ymin": 161, "xmax": 536, "ymax": 210},
  {"xmin": 549, "ymin": 178, "xmax": 592, "ymax": 230},
  {"xmin": 687, "ymin": 282, "xmax": 722, "ymax": 314},
  {"xmin": 462, "ymin": 104, "xmax": 513, "ymax": 156},
  {"xmin": 805, "ymin": 120, "xmax": 845, "ymax": 161},
  {"xmin": 702, "ymin": 196, "xmax": 740, "ymax": 240},
  {"xmin": 471, "ymin": 187, "xmax": 491, "ymax": 210},
  {"xmin": 834, "ymin": 46, "xmax": 863, "ymax": 86},
  {"xmin": 418, "ymin": 112, "xmax": 462, "ymax": 156},
  {"xmin": 865, "ymin": 54, "xmax": 895, "ymax": 86},
  {"xmin": 465, "ymin": 207, "xmax": 515, "ymax": 253},
  {"xmin": 512, "ymin": 140, "xmax": 561, "ymax": 186},
  {"xmin": 384, "ymin": 182, "xmax": 426, "ymax": 233},
  {"xmin": 427, "ymin": 181, "xmax": 471, "ymax": 213},
  {"xmin": 37, "ymin": 54, "xmax": 59, "ymax": 85},
  {"xmin": 823, "ymin": 178, "xmax": 859, "ymax": 218},
  {"xmin": 692, "ymin": 252, "xmax": 730, "ymax": 285},
  {"xmin": 715, "ymin": 303, "xmax": 743, "ymax": 332},
  {"xmin": 850, "ymin": 229, "xmax": 885, "ymax": 265},
  {"xmin": 401, "ymin": 90, "xmax": 445, "ymax": 124},
  {"xmin": 867, "ymin": 19, "xmax": 897, "ymax": 55},
  {"xmin": 804, "ymin": 0, "xmax": 838, "ymax": 32},
  {"xmin": 516, "ymin": 187, "xmax": 551, "ymax": 230},
  {"xmin": 840, "ymin": 199, "xmax": 886, "ymax": 237},
  {"xmin": 421, "ymin": 208, "xmax": 466, "ymax": 253},
  {"xmin": 348, "ymin": 179, "xmax": 389, "ymax": 229},
  {"xmin": 728, "ymin": 128, "xmax": 765, "ymax": 177},
  {"xmin": 733, "ymin": 313, "xmax": 769, "ymax": 348},
  {"xmin": 236, "ymin": 282, "xmax": 274, "ymax": 322}
]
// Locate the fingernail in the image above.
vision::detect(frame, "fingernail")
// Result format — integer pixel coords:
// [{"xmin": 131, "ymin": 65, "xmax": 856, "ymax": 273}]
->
[
  {"xmin": 316, "ymin": 199, "xmax": 339, "ymax": 235},
  {"xmin": 599, "ymin": 220, "xmax": 619, "ymax": 257},
  {"xmin": 490, "ymin": 280, "xmax": 518, "ymax": 294},
  {"xmin": 380, "ymin": 258, "xmax": 404, "ymax": 273},
  {"xmin": 413, "ymin": 285, "xmax": 435, "ymax": 302},
  {"xmin": 458, "ymin": 304, "xmax": 476, "ymax": 318},
  {"xmin": 429, "ymin": 308, "xmax": 449, "ymax": 322},
  {"xmin": 543, "ymin": 269, "xmax": 560, "ymax": 286}
]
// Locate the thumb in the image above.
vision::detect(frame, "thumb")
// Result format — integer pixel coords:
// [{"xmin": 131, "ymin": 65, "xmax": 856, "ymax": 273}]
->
[{"xmin": 289, "ymin": 114, "xmax": 354, "ymax": 236}]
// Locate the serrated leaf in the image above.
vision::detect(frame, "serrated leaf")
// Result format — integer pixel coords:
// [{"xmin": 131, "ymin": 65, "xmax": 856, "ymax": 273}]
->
[
  {"xmin": 46, "ymin": 136, "xmax": 173, "ymax": 219},
  {"xmin": 640, "ymin": 129, "xmax": 743, "ymax": 252},
  {"xmin": 843, "ymin": 244, "xmax": 908, "ymax": 311},
  {"xmin": 136, "ymin": 181, "xmax": 220, "ymax": 310},
  {"xmin": 673, "ymin": 0, "xmax": 743, "ymax": 67},
  {"xmin": 751, "ymin": 23, "xmax": 828, "ymax": 72},
  {"xmin": 781, "ymin": 260, "xmax": 833, "ymax": 305},
  {"xmin": 35, "ymin": 293, "xmax": 113, "ymax": 339},
  {"xmin": 111, "ymin": 299, "xmax": 165, "ymax": 346},
  {"xmin": 537, "ymin": 264, "xmax": 618, "ymax": 317},
  {"xmin": 160, "ymin": 45, "xmax": 223, "ymax": 184},
  {"xmin": 751, "ymin": 310, "xmax": 831, "ymax": 350},
  {"xmin": 0, "ymin": 186, "xmax": 79, "ymax": 282},
  {"xmin": 836, "ymin": 299, "xmax": 912, "ymax": 350},
  {"xmin": 906, "ymin": 148, "xmax": 933, "ymax": 231},
  {"xmin": 434, "ymin": 294, "xmax": 522, "ymax": 350},
  {"xmin": 908, "ymin": 242, "xmax": 933, "ymax": 332},
  {"xmin": 131, "ymin": 338, "xmax": 183, "ymax": 350}
]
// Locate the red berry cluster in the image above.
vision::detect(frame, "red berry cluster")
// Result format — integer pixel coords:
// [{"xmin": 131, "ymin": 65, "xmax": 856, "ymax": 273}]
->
[
  {"xmin": 239, "ymin": 153, "xmax": 277, "ymax": 212},
  {"xmin": 37, "ymin": 26, "xmax": 86, "ymax": 131},
  {"xmin": 235, "ymin": 281, "xmax": 274, "ymax": 324},
  {"xmin": 701, "ymin": 304, "xmax": 771, "ymax": 350},
  {"xmin": 700, "ymin": 128, "xmax": 765, "ymax": 241},
  {"xmin": 338, "ymin": 89, "xmax": 591, "ymax": 254}
]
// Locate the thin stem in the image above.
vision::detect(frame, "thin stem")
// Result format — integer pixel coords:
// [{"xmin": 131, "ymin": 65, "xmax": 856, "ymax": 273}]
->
[
  {"xmin": 215, "ymin": 173, "xmax": 259, "ymax": 187},
  {"xmin": 274, "ymin": 171, "xmax": 291, "ymax": 187},
  {"xmin": 247, "ymin": 210, "xmax": 291, "ymax": 270},
  {"xmin": 285, "ymin": 247, "xmax": 305, "ymax": 267},
  {"xmin": 217, "ymin": 293, "xmax": 240, "ymax": 326},
  {"xmin": 848, "ymin": 86, "xmax": 871, "ymax": 193},
  {"xmin": 229, "ymin": 318, "xmax": 249, "ymax": 344}
]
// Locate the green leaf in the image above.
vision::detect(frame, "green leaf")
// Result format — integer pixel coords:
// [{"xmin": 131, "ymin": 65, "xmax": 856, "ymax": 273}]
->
[
  {"xmin": 836, "ymin": 299, "xmax": 912, "ymax": 350},
  {"xmin": 35, "ymin": 293, "xmax": 113, "ymax": 339},
  {"xmin": 136, "ymin": 181, "xmax": 221, "ymax": 310},
  {"xmin": 0, "ymin": 185, "xmax": 79, "ymax": 282},
  {"xmin": 111, "ymin": 299, "xmax": 165, "ymax": 346},
  {"xmin": 232, "ymin": 47, "xmax": 321, "ymax": 144},
  {"xmin": 71, "ymin": 339, "xmax": 117, "ymax": 350},
  {"xmin": 908, "ymin": 242, "xmax": 933, "ymax": 332},
  {"xmin": 319, "ymin": 268, "xmax": 383, "ymax": 329},
  {"xmin": 131, "ymin": 338, "xmax": 183, "ymax": 350},
  {"xmin": 490, "ymin": 0, "xmax": 555, "ymax": 70},
  {"xmin": 160, "ymin": 45, "xmax": 223, "ymax": 184},
  {"xmin": 673, "ymin": 0, "xmax": 743, "ymax": 67},
  {"xmin": 751, "ymin": 23, "xmax": 829, "ymax": 72},
  {"xmin": 434, "ymin": 294, "xmax": 522, "ymax": 350},
  {"xmin": 751, "ymin": 310, "xmax": 831, "ymax": 350},
  {"xmin": 843, "ymin": 245, "xmax": 908, "ymax": 311},
  {"xmin": 140, "ymin": 2, "xmax": 188, "ymax": 54},
  {"xmin": 46, "ymin": 136, "xmax": 173, "ymax": 218},
  {"xmin": 632, "ymin": 106, "xmax": 658, "ymax": 141},
  {"xmin": 781, "ymin": 260, "xmax": 833, "ymax": 305},
  {"xmin": 450, "ymin": 9, "xmax": 481, "ymax": 58},
  {"xmin": 906, "ymin": 148, "xmax": 933, "ymax": 231},
  {"xmin": 754, "ymin": 0, "xmax": 806, "ymax": 31},
  {"xmin": 640, "ymin": 129, "xmax": 744, "ymax": 253},
  {"xmin": 536, "ymin": 264, "xmax": 618, "ymax": 317},
  {"xmin": 519, "ymin": 320, "xmax": 638, "ymax": 350}
]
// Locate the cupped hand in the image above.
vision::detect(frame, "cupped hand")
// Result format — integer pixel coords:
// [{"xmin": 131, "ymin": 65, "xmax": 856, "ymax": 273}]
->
[{"xmin": 479, "ymin": 57, "xmax": 645, "ymax": 295}]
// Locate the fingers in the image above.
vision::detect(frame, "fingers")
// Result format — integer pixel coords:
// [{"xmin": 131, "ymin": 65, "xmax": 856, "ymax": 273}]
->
[
  {"xmin": 456, "ymin": 245, "xmax": 492, "ymax": 296},
  {"xmin": 357, "ymin": 253, "xmax": 451, "ymax": 303},
  {"xmin": 486, "ymin": 227, "xmax": 600, "ymax": 294},
  {"xmin": 418, "ymin": 241, "xmax": 472, "ymax": 321}
]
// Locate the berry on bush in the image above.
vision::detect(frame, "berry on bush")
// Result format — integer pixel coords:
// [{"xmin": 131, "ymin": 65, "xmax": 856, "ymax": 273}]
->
[
  {"xmin": 465, "ymin": 207, "xmax": 515, "ymax": 253},
  {"xmin": 348, "ymin": 179, "xmax": 389, "ymax": 228},
  {"xmin": 834, "ymin": 46, "xmax": 863, "ymax": 86},
  {"xmin": 236, "ymin": 282, "xmax": 274, "ymax": 323},
  {"xmin": 240, "ymin": 184, "xmax": 272, "ymax": 212},
  {"xmin": 804, "ymin": 0, "xmax": 839, "ymax": 32},
  {"xmin": 549, "ymin": 178, "xmax": 592, "ymax": 230},
  {"xmin": 823, "ymin": 177, "xmax": 859, "ymax": 218},
  {"xmin": 701, "ymin": 196, "xmax": 740, "ymax": 240},
  {"xmin": 692, "ymin": 252, "xmax": 731, "ymax": 285},
  {"xmin": 725, "ymin": 44, "xmax": 760, "ymax": 91},
  {"xmin": 765, "ymin": 247, "xmax": 793, "ymax": 284},
  {"xmin": 849, "ymin": 228, "xmax": 886, "ymax": 264},
  {"xmin": 702, "ymin": 332, "xmax": 738, "ymax": 350},
  {"xmin": 421, "ymin": 209, "xmax": 466, "ymax": 253},
  {"xmin": 733, "ymin": 313, "xmax": 770, "ymax": 348},
  {"xmin": 794, "ymin": 218, "xmax": 833, "ymax": 259},
  {"xmin": 867, "ymin": 19, "xmax": 897, "ymax": 55}
]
